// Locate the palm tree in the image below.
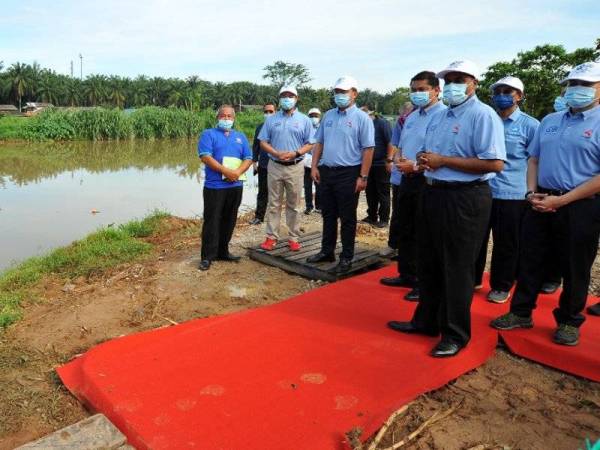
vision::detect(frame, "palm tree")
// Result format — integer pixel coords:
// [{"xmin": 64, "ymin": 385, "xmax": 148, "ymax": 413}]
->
[
  {"xmin": 84, "ymin": 75, "xmax": 107, "ymax": 106},
  {"xmin": 108, "ymin": 76, "xmax": 126, "ymax": 108},
  {"xmin": 63, "ymin": 78, "xmax": 81, "ymax": 107},
  {"xmin": 7, "ymin": 62, "xmax": 30, "ymax": 111},
  {"xmin": 37, "ymin": 73, "xmax": 59, "ymax": 104}
]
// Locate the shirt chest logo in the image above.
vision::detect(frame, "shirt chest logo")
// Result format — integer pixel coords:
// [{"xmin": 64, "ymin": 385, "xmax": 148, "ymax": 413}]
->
[
  {"xmin": 346, "ymin": 120, "xmax": 353, "ymax": 128},
  {"xmin": 325, "ymin": 120, "xmax": 333, "ymax": 128},
  {"xmin": 273, "ymin": 122, "xmax": 282, "ymax": 127},
  {"xmin": 235, "ymin": 137, "xmax": 242, "ymax": 143},
  {"xmin": 452, "ymin": 124, "xmax": 460, "ymax": 134},
  {"xmin": 545, "ymin": 125, "xmax": 559, "ymax": 134},
  {"xmin": 583, "ymin": 129, "xmax": 593, "ymax": 138}
]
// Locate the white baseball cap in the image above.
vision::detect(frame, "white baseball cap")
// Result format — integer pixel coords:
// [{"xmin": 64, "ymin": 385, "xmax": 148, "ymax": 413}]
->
[
  {"xmin": 436, "ymin": 60, "xmax": 481, "ymax": 80},
  {"xmin": 490, "ymin": 76, "xmax": 525, "ymax": 94},
  {"xmin": 307, "ymin": 107, "xmax": 321, "ymax": 115},
  {"xmin": 279, "ymin": 85, "xmax": 298, "ymax": 96},
  {"xmin": 334, "ymin": 75, "xmax": 359, "ymax": 91},
  {"xmin": 561, "ymin": 61, "xmax": 600, "ymax": 85}
]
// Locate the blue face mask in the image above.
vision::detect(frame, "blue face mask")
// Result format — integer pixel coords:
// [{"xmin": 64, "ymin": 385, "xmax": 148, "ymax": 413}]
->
[
  {"xmin": 409, "ymin": 91, "xmax": 430, "ymax": 108},
  {"xmin": 334, "ymin": 93, "xmax": 351, "ymax": 108},
  {"xmin": 310, "ymin": 117, "xmax": 320, "ymax": 127},
  {"xmin": 279, "ymin": 97, "xmax": 296, "ymax": 111},
  {"xmin": 564, "ymin": 86, "xmax": 597, "ymax": 109},
  {"xmin": 492, "ymin": 94, "xmax": 515, "ymax": 110},
  {"xmin": 443, "ymin": 83, "xmax": 468, "ymax": 106},
  {"xmin": 217, "ymin": 119, "xmax": 234, "ymax": 130},
  {"xmin": 553, "ymin": 96, "xmax": 568, "ymax": 112}
]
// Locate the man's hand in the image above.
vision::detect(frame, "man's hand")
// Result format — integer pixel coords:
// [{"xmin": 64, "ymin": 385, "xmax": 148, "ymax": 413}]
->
[
  {"xmin": 385, "ymin": 160, "xmax": 393, "ymax": 174},
  {"xmin": 530, "ymin": 194, "xmax": 565, "ymax": 213},
  {"xmin": 311, "ymin": 167, "xmax": 320, "ymax": 184},
  {"xmin": 221, "ymin": 168, "xmax": 239, "ymax": 182},
  {"xmin": 279, "ymin": 151, "xmax": 297, "ymax": 161},
  {"xmin": 355, "ymin": 177, "xmax": 367, "ymax": 193},
  {"xmin": 396, "ymin": 157, "xmax": 418, "ymax": 174},
  {"xmin": 418, "ymin": 151, "xmax": 445, "ymax": 171}
]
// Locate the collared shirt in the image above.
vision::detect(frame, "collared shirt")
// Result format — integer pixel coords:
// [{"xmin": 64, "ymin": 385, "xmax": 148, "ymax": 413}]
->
[
  {"xmin": 304, "ymin": 123, "xmax": 320, "ymax": 168},
  {"xmin": 372, "ymin": 116, "xmax": 392, "ymax": 165},
  {"xmin": 252, "ymin": 123, "xmax": 270, "ymax": 169},
  {"xmin": 530, "ymin": 104, "xmax": 600, "ymax": 191},
  {"xmin": 399, "ymin": 101, "xmax": 447, "ymax": 162},
  {"xmin": 198, "ymin": 128, "xmax": 252, "ymax": 189},
  {"xmin": 489, "ymin": 108, "xmax": 539, "ymax": 199},
  {"xmin": 315, "ymin": 104, "xmax": 375, "ymax": 167},
  {"xmin": 257, "ymin": 109, "xmax": 314, "ymax": 162},
  {"xmin": 390, "ymin": 121, "xmax": 403, "ymax": 185},
  {"xmin": 424, "ymin": 95, "xmax": 506, "ymax": 182}
]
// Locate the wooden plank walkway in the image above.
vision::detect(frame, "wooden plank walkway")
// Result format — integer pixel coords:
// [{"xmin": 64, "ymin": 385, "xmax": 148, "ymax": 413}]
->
[{"xmin": 248, "ymin": 231, "xmax": 384, "ymax": 282}]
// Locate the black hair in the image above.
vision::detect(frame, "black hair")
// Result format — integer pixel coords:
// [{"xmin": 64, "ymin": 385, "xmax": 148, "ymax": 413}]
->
[{"xmin": 410, "ymin": 71, "xmax": 439, "ymax": 88}]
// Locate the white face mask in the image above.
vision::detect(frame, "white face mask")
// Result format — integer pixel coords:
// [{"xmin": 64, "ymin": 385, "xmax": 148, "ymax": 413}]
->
[{"xmin": 310, "ymin": 117, "xmax": 320, "ymax": 126}]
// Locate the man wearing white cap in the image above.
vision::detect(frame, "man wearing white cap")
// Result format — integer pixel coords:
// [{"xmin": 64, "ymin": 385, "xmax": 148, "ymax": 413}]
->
[
  {"xmin": 258, "ymin": 86, "xmax": 315, "ymax": 252},
  {"xmin": 307, "ymin": 75, "xmax": 375, "ymax": 273},
  {"xmin": 388, "ymin": 60, "xmax": 506, "ymax": 357},
  {"xmin": 474, "ymin": 76, "xmax": 540, "ymax": 304},
  {"xmin": 304, "ymin": 107, "xmax": 322, "ymax": 214},
  {"xmin": 492, "ymin": 61, "xmax": 600, "ymax": 345}
]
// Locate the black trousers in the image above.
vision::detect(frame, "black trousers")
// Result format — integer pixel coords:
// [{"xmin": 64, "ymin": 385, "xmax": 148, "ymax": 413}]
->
[
  {"xmin": 396, "ymin": 175, "xmax": 426, "ymax": 280},
  {"xmin": 412, "ymin": 183, "xmax": 492, "ymax": 346},
  {"xmin": 201, "ymin": 186, "xmax": 243, "ymax": 260},
  {"xmin": 304, "ymin": 167, "xmax": 321, "ymax": 210},
  {"xmin": 254, "ymin": 166, "xmax": 268, "ymax": 221},
  {"xmin": 474, "ymin": 199, "xmax": 527, "ymax": 291},
  {"xmin": 365, "ymin": 165, "xmax": 391, "ymax": 222},
  {"xmin": 319, "ymin": 165, "xmax": 361, "ymax": 260},
  {"xmin": 510, "ymin": 196, "xmax": 600, "ymax": 327},
  {"xmin": 388, "ymin": 184, "xmax": 401, "ymax": 249}
]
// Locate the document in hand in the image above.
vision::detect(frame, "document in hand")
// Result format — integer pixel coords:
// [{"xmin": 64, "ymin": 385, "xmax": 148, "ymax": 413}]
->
[{"xmin": 222, "ymin": 156, "xmax": 247, "ymax": 181}]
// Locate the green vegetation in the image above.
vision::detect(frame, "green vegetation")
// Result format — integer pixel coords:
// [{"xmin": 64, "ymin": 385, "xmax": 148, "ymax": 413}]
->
[
  {"xmin": 0, "ymin": 107, "xmax": 263, "ymax": 141},
  {"xmin": 0, "ymin": 211, "xmax": 169, "ymax": 328}
]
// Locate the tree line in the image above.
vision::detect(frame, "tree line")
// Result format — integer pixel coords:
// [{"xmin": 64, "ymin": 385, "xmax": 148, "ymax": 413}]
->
[{"xmin": 0, "ymin": 39, "xmax": 598, "ymax": 119}]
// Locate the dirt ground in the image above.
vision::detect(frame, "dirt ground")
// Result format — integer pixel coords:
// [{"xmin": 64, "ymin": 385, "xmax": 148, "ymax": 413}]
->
[{"xmin": 1, "ymin": 200, "xmax": 599, "ymax": 450}]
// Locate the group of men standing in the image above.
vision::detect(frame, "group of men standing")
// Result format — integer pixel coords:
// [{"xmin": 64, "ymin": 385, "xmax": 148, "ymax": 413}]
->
[{"xmin": 196, "ymin": 59, "xmax": 600, "ymax": 358}]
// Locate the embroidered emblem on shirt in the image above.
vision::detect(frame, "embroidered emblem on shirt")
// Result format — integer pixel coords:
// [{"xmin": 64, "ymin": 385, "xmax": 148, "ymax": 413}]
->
[
  {"xmin": 583, "ymin": 129, "xmax": 593, "ymax": 138},
  {"xmin": 274, "ymin": 122, "xmax": 282, "ymax": 127},
  {"xmin": 325, "ymin": 120, "xmax": 333, "ymax": 127},
  {"xmin": 235, "ymin": 137, "xmax": 242, "ymax": 143},
  {"xmin": 346, "ymin": 121, "xmax": 353, "ymax": 128},
  {"xmin": 545, "ymin": 125, "xmax": 559, "ymax": 133},
  {"xmin": 452, "ymin": 124, "xmax": 460, "ymax": 134}
]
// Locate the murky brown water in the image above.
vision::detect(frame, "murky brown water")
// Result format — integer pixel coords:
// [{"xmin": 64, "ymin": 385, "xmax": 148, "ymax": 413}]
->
[{"xmin": 0, "ymin": 139, "xmax": 258, "ymax": 272}]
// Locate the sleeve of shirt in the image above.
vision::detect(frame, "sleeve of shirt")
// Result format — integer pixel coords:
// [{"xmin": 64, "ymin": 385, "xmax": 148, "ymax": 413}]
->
[
  {"xmin": 360, "ymin": 114, "xmax": 376, "ymax": 149},
  {"xmin": 252, "ymin": 124, "xmax": 262, "ymax": 162},
  {"xmin": 257, "ymin": 118, "xmax": 270, "ymax": 142},
  {"xmin": 391, "ymin": 122, "xmax": 402, "ymax": 147},
  {"xmin": 527, "ymin": 122, "xmax": 542, "ymax": 159},
  {"xmin": 304, "ymin": 117, "xmax": 316, "ymax": 144},
  {"xmin": 314, "ymin": 116, "xmax": 325, "ymax": 144},
  {"xmin": 473, "ymin": 110, "xmax": 507, "ymax": 161},
  {"xmin": 198, "ymin": 130, "xmax": 213, "ymax": 157},
  {"xmin": 241, "ymin": 133, "xmax": 253, "ymax": 160},
  {"xmin": 524, "ymin": 118, "xmax": 540, "ymax": 157}
]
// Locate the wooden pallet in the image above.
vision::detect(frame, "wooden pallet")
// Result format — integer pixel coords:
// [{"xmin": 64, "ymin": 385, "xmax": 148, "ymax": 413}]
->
[{"xmin": 247, "ymin": 231, "xmax": 384, "ymax": 282}]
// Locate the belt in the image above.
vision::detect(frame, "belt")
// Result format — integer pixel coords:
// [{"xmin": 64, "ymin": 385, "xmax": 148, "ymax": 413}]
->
[
  {"xmin": 403, "ymin": 172, "xmax": 425, "ymax": 179},
  {"xmin": 425, "ymin": 178, "xmax": 487, "ymax": 189},
  {"xmin": 273, "ymin": 158, "xmax": 303, "ymax": 166},
  {"xmin": 538, "ymin": 186, "xmax": 597, "ymax": 199}
]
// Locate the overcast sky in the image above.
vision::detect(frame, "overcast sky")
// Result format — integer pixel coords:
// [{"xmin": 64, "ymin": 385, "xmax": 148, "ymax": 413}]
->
[{"xmin": 1, "ymin": 0, "xmax": 598, "ymax": 92}]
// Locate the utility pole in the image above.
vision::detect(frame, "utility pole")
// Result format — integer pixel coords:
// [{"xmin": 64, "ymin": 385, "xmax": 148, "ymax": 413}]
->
[
  {"xmin": 70, "ymin": 60, "xmax": 74, "ymax": 78},
  {"xmin": 79, "ymin": 54, "xmax": 83, "ymax": 80}
]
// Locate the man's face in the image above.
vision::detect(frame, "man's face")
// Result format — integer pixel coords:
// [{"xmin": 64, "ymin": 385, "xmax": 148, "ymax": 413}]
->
[
  {"xmin": 279, "ymin": 92, "xmax": 297, "ymax": 100},
  {"xmin": 410, "ymin": 79, "xmax": 440, "ymax": 103},
  {"xmin": 334, "ymin": 88, "xmax": 358, "ymax": 101},
  {"xmin": 217, "ymin": 107, "xmax": 235, "ymax": 120},
  {"xmin": 567, "ymin": 79, "xmax": 600, "ymax": 100},
  {"xmin": 492, "ymin": 85, "xmax": 522, "ymax": 103},
  {"xmin": 308, "ymin": 113, "xmax": 320, "ymax": 119},
  {"xmin": 444, "ymin": 72, "xmax": 477, "ymax": 96},
  {"xmin": 263, "ymin": 104, "xmax": 275, "ymax": 115}
]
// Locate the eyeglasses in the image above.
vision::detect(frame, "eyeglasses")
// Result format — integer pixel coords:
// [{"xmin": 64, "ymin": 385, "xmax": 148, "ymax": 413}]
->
[{"xmin": 567, "ymin": 80, "xmax": 595, "ymax": 87}]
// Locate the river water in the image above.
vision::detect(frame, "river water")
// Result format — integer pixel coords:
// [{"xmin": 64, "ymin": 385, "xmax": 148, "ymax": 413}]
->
[{"xmin": 0, "ymin": 139, "xmax": 259, "ymax": 273}]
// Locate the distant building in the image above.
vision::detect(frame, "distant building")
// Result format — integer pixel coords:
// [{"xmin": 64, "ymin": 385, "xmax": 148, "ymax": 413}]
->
[
  {"xmin": 0, "ymin": 104, "xmax": 19, "ymax": 115},
  {"xmin": 23, "ymin": 102, "xmax": 53, "ymax": 116}
]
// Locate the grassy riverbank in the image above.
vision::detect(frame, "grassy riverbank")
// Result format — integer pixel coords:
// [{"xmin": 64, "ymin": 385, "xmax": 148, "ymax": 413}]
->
[
  {"xmin": 0, "ymin": 211, "xmax": 169, "ymax": 328},
  {"xmin": 0, "ymin": 107, "xmax": 263, "ymax": 141}
]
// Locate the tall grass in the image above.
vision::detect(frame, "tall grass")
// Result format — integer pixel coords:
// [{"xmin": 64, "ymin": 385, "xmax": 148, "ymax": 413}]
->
[
  {"xmin": 0, "ymin": 211, "xmax": 169, "ymax": 328},
  {"xmin": 1, "ymin": 107, "xmax": 264, "ymax": 141}
]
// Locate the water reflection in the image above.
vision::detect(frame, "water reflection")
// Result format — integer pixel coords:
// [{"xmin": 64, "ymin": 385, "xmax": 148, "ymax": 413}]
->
[{"xmin": 0, "ymin": 140, "xmax": 258, "ymax": 272}]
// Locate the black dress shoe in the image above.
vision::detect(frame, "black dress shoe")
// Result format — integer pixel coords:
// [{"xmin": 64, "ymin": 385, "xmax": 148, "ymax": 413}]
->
[
  {"xmin": 249, "ymin": 218, "xmax": 263, "ymax": 225},
  {"xmin": 335, "ymin": 259, "xmax": 352, "ymax": 273},
  {"xmin": 404, "ymin": 288, "xmax": 420, "ymax": 301},
  {"xmin": 587, "ymin": 302, "xmax": 600, "ymax": 316},
  {"xmin": 430, "ymin": 341, "xmax": 462, "ymax": 358},
  {"xmin": 217, "ymin": 253, "xmax": 241, "ymax": 262},
  {"xmin": 387, "ymin": 321, "xmax": 438, "ymax": 336},
  {"xmin": 380, "ymin": 276, "xmax": 416, "ymax": 288},
  {"xmin": 198, "ymin": 260, "xmax": 211, "ymax": 271},
  {"xmin": 307, "ymin": 252, "xmax": 335, "ymax": 263},
  {"xmin": 361, "ymin": 216, "xmax": 376, "ymax": 225},
  {"xmin": 304, "ymin": 207, "xmax": 313, "ymax": 215}
]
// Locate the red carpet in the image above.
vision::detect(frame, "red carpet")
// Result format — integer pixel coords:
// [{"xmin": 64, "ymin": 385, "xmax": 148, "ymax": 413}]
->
[
  {"xmin": 58, "ymin": 266, "xmax": 497, "ymax": 450},
  {"xmin": 57, "ymin": 266, "xmax": 600, "ymax": 449}
]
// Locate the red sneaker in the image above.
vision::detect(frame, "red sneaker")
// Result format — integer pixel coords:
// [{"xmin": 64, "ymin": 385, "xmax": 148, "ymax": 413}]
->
[
  {"xmin": 288, "ymin": 240, "xmax": 302, "ymax": 251},
  {"xmin": 260, "ymin": 238, "xmax": 277, "ymax": 251}
]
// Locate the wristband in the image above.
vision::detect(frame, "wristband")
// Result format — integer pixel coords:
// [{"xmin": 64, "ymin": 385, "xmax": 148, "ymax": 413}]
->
[{"xmin": 525, "ymin": 190, "xmax": 534, "ymax": 199}]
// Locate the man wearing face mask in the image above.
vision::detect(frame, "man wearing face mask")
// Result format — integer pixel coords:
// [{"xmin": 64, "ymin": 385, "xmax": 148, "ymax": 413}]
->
[
  {"xmin": 250, "ymin": 103, "xmax": 276, "ymax": 225},
  {"xmin": 492, "ymin": 62, "xmax": 600, "ymax": 345},
  {"xmin": 474, "ymin": 76, "xmax": 539, "ymax": 304},
  {"xmin": 388, "ymin": 60, "xmax": 506, "ymax": 357},
  {"xmin": 380, "ymin": 71, "xmax": 446, "ymax": 302},
  {"xmin": 258, "ymin": 86, "xmax": 314, "ymax": 252},
  {"xmin": 308, "ymin": 76, "xmax": 375, "ymax": 273},
  {"xmin": 304, "ymin": 107, "xmax": 322, "ymax": 214},
  {"xmin": 198, "ymin": 105, "xmax": 253, "ymax": 271}
]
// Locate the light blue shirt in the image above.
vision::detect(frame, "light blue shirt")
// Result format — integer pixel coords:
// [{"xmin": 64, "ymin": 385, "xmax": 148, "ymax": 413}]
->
[
  {"xmin": 489, "ymin": 108, "xmax": 539, "ymax": 200},
  {"xmin": 530, "ymin": 104, "xmax": 600, "ymax": 191},
  {"xmin": 400, "ymin": 101, "xmax": 447, "ymax": 162},
  {"xmin": 315, "ymin": 105, "xmax": 375, "ymax": 167},
  {"xmin": 424, "ymin": 95, "xmax": 506, "ymax": 182},
  {"xmin": 390, "ymin": 121, "xmax": 403, "ymax": 185},
  {"xmin": 257, "ymin": 109, "xmax": 314, "ymax": 161}
]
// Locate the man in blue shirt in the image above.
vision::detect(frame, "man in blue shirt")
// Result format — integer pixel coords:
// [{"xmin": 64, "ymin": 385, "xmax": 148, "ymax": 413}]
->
[
  {"xmin": 258, "ymin": 86, "xmax": 314, "ymax": 252},
  {"xmin": 304, "ymin": 107, "xmax": 322, "ymax": 214},
  {"xmin": 380, "ymin": 71, "xmax": 446, "ymax": 302},
  {"xmin": 388, "ymin": 60, "xmax": 506, "ymax": 357},
  {"xmin": 492, "ymin": 62, "xmax": 600, "ymax": 345},
  {"xmin": 308, "ymin": 75, "xmax": 375, "ymax": 273},
  {"xmin": 474, "ymin": 77, "xmax": 540, "ymax": 303},
  {"xmin": 197, "ymin": 105, "xmax": 253, "ymax": 271},
  {"xmin": 250, "ymin": 103, "xmax": 276, "ymax": 225}
]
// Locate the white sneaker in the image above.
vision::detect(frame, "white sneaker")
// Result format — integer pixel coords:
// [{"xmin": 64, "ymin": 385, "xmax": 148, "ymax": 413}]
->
[{"xmin": 487, "ymin": 290, "xmax": 511, "ymax": 304}]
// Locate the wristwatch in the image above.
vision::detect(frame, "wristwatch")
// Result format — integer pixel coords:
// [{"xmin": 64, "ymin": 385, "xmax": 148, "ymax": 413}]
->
[
  {"xmin": 525, "ymin": 190, "xmax": 535, "ymax": 199},
  {"xmin": 385, "ymin": 158, "xmax": 393, "ymax": 163},
  {"xmin": 360, "ymin": 175, "xmax": 369, "ymax": 181},
  {"xmin": 295, "ymin": 150, "xmax": 301, "ymax": 158}
]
